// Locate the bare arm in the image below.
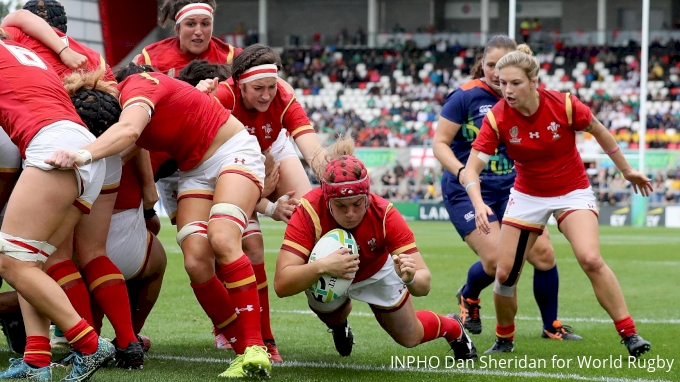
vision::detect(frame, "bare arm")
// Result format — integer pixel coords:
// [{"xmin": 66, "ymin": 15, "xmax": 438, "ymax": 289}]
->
[
  {"xmin": 1, "ymin": 10, "xmax": 86, "ymax": 70},
  {"xmin": 391, "ymin": 251, "xmax": 431, "ymax": 297},
  {"xmin": 584, "ymin": 115, "xmax": 632, "ymax": 172},
  {"xmin": 585, "ymin": 115, "xmax": 653, "ymax": 195},
  {"xmin": 433, "ymin": 116, "xmax": 465, "ymax": 178},
  {"xmin": 46, "ymin": 105, "xmax": 148, "ymax": 167},
  {"xmin": 294, "ymin": 133, "xmax": 325, "ymax": 172},
  {"xmin": 274, "ymin": 247, "xmax": 356, "ymax": 298}
]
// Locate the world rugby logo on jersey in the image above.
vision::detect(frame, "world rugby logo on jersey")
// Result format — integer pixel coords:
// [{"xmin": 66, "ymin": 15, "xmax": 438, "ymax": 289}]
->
[
  {"xmin": 262, "ymin": 123, "xmax": 273, "ymax": 139},
  {"xmin": 509, "ymin": 126, "xmax": 522, "ymax": 144},
  {"xmin": 479, "ymin": 104, "xmax": 492, "ymax": 115},
  {"xmin": 547, "ymin": 122, "xmax": 561, "ymax": 140}
]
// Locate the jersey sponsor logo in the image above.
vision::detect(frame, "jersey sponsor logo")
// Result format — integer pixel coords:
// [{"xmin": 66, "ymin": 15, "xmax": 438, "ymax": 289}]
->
[
  {"xmin": 245, "ymin": 125, "xmax": 256, "ymax": 134},
  {"xmin": 464, "ymin": 211, "xmax": 475, "ymax": 222},
  {"xmin": 509, "ymin": 126, "xmax": 522, "ymax": 144},
  {"xmin": 479, "ymin": 104, "xmax": 493, "ymax": 115},
  {"xmin": 547, "ymin": 122, "xmax": 561, "ymax": 140},
  {"xmin": 529, "ymin": 132, "xmax": 540, "ymax": 139},
  {"xmin": 167, "ymin": 68, "xmax": 176, "ymax": 77},
  {"xmin": 234, "ymin": 158, "xmax": 246, "ymax": 164},
  {"xmin": 262, "ymin": 123, "xmax": 273, "ymax": 139}
]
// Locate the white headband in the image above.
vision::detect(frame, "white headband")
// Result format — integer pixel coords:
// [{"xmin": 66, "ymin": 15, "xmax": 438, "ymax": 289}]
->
[
  {"xmin": 175, "ymin": 3, "xmax": 213, "ymax": 25},
  {"xmin": 238, "ymin": 64, "xmax": 279, "ymax": 84}
]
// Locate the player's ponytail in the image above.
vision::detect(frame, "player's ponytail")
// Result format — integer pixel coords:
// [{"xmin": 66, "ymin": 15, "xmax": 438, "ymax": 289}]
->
[
  {"xmin": 114, "ymin": 63, "xmax": 157, "ymax": 83},
  {"xmin": 310, "ymin": 135, "xmax": 355, "ymax": 183},
  {"xmin": 177, "ymin": 60, "xmax": 231, "ymax": 87},
  {"xmin": 63, "ymin": 67, "xmax": 121, "ymax": 137},
  {"xmin": 496, "ymin": 43, "xmax": 539, "ymax": 80}
]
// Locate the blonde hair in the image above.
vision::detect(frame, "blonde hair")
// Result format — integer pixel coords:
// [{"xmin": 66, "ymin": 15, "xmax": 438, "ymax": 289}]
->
[
  {"xmin": 62, "ymin": 67, "xmax": 119, "ymax": 98},
  {"xmin": 311, "ymin": 135, "xmax": 355, "ymax": 182},
  {"xmin": 496, "ymin": 43, "xmax": 539, "ymax": 80}
]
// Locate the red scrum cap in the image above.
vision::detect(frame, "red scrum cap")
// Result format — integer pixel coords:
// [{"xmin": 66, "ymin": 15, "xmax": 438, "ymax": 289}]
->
[{"xmin": 321, "ymin": 155, "xmax": 370, "ymax": 200}]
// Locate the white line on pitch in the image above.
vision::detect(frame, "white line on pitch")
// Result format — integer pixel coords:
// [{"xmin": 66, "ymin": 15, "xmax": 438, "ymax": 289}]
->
[
  {"xmin": 271, "ymin": 309, "xmax": 680, "ymax": 324},
  {"xmin": 149, "ymin": 354, "xmax": 672, "ymax": 382}
]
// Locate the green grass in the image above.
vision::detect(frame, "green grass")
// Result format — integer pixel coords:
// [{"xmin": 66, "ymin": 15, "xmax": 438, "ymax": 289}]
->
[{"xmin": 2, "ymin": 220, "xmax": 679, "ymax": 381}]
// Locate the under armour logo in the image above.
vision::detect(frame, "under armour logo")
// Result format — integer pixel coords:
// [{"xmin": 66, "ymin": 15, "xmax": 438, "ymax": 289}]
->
[
  {"xmin": 235, "ymin": 305, "xmax": 254, "ymax": 313},
  {"xmin": 234, "ymin": 158, "xmax": 245, "ymax": 164},
  {"xmin": 529, "ymin": 132, "xmax": 540, "ymax": 139}
]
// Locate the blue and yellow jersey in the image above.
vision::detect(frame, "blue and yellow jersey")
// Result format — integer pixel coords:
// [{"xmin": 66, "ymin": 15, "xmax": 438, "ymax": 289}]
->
[{"xmin": 440, "ymin": 79, "xmax": 515, "ymax": 195}]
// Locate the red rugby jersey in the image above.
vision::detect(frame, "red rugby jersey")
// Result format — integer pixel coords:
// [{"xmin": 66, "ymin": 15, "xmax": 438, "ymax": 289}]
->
[
  {"xmin": 215, "ymin": 80, "xmax": 314, "ymax": 151},
  {"xmin": 0, "ymin": 26, "xmax": 115, "ymax": 82},
  {"xmin": 282, "ymin": 188, "xmax": 418, "ymax": 283},
  {"xmin": 473, "ymin": 89, "xmax": 592, "ymax": 197},
  {"xmin": 117, "ymin": 72, "xmax": 229, "ymax": 170},
  {"xmin": 114, "ymin": 161, "xmax": 142, "ymax": 210},
  {"xmin": 0, "ymin": 40, "xmax": 85, "ymax": 156},
  {"xmin": 135, "ymin": 37, "xmax": 242, "ymax": 77}
]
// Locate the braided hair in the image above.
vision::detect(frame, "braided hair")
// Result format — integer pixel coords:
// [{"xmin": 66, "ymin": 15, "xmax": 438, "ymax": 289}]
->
[
  {"xmin": 158, "ymin": 0, "xmax": 217, "ymax": 27},
  {"xmin": 177, "ymin": 60, "xmax": 231, "ymax": 87},
  {"xmin": 63, "ymin": 68, "xmax": 121, "ymax": 137},
  {"xmin": 23, "ymin": 0, "xmax": 68, "ymax": 34},
  {"xmin": 114, "ymin": 63, "xmax": 157, "ymax": 83},
  {"xmin": 231, "ymin": 44, "xmax": 282, "ymax": 82}
]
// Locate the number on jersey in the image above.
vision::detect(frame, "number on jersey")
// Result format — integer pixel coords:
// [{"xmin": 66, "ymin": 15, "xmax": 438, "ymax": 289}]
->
[{"xmin": 1, "ymin": 43, "xmax": 47, "ymax": 70}]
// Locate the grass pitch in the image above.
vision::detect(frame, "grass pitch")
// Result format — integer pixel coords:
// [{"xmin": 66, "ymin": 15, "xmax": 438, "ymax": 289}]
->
[{"xmin": 1, "ymin": 220, "xmax": 678, "ymax": 381}]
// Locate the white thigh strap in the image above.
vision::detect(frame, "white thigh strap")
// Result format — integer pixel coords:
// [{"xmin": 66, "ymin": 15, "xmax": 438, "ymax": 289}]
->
[
  {"xmin": 209, "ymin": 203, "xmax": 248, "ymax": 234},
  {"xmin": 0, "ymin": 232, "xmax": 56, "ymax": 263},
  {"xmin": 242, "ymin": 218, "xmax": 262, "ymax": 239},
  {"xmin": 176, "ymin": 221, "xmax": 208, "ymax": 246}
]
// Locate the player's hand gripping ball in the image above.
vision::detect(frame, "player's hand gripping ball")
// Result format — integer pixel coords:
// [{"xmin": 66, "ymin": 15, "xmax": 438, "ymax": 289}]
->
[{"xmin": 307, "ymin": 229, "xmax": 357, "ymax": 303}]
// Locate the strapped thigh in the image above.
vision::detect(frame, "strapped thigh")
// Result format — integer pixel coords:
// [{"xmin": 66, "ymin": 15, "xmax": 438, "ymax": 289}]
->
[
  {"xmin": 493, "ymin": 229, "xmax": 530, "ymax": 297},
  {"xmin": 0, "ymin": 232, "xmax": 57, "ymax": 263},
  {"xmin": 242, "ymin": 218, "xmax": 262, "ymax": 239},
  {"xmin": 209, "ymin": 203, "xmax": 248, "ymax": 234},
  {"xmin": 176, "ymin": 221, "xmax": 208, "ymax": 246}
]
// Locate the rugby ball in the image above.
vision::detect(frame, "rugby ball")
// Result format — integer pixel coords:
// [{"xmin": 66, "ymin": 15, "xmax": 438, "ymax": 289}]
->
[{"xmin": 307, "ymin": 229, "xmax": 358, "ymax": 303}]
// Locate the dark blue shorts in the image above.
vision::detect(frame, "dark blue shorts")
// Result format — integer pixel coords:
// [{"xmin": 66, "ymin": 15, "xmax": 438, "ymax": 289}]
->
[{"xmin": 443, "ymin": 190, "xmax": 509, "ymax": 240}]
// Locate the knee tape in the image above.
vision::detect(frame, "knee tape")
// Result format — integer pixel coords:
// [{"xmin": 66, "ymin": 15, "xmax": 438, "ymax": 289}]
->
[
  {"xmin": 209, "ymin": 203, "xmax": 248, "ymax": 234},
  {"xmin": 242, "ymin": 219, "xmax": 262, "ymax": 239},
  {"xmin": 493, "ymin": 229, "xmax": 531, "ymax": 297},
  {"xmin": 493, "ymin": 279, "xmax": 516, "ymax": 297},
  {"xmin": 176, "ymin": 221, "xmax": 208, "ymax": 246},
  {"xmin": 0, "ymin": 232, "xmax": 56, "ymax": 263}
]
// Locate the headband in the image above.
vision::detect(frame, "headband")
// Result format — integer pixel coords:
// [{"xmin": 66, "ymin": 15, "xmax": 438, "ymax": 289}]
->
[
  {"xmin": 175, "ymin": 3, "xmax": 213, "ymax": 25},
  {"xmin": 238, "ymin": 64, "xmax": 279, "ymax": 84}
]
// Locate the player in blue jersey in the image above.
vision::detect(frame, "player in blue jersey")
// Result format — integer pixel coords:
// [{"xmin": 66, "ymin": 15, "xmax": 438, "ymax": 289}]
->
[{"xmin": 433, "ymin": 35, "xmax": 581, "ymax": 350}]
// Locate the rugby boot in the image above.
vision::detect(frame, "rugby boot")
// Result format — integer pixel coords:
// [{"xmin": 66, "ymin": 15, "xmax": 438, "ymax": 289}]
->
[
  {"xmin": 61, "ymin": 337, "xmax": 115, "ymax": 381},
  {"xmin": 264, "ymin": 339, "xmax": 283, "ymax": 363},
  {"xmin": 541, "ymin": 320, "xmax": 583, "ymax": 340},
  {"xmin": 484, "ymin": 338, "xmax": 515, "ymax": 354},
  {"xmin": 447, "ymin": 314, "xmax": 478, "ymax": 360},
  {"xmin": 217, "ymin": 354, "xmax": 246, "ymax": 378},
  {"xmin": 0, "ymin": 358, "xmax": 51, "ymax": 381},
  {"xmin": 327, "ymin": 322, "xmax": 354, "ymax": 357},
  {"xmin": 241, "ymin": 345, "xmax": 271, "ymax": 378},
  {"xmin": 113, "ymin": 340, "xmax": 144, "ymax": 369},
  {"xmin": 622, "ymin": 334, "xmax": 651, "ymax": 357},
  {"xmin": 456, "ymin": 286, "xmax": 482, "ymax": 334}
]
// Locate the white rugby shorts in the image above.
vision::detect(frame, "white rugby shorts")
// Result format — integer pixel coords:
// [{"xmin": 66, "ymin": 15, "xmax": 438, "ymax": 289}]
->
[
  {"xmin": 503, "ymin": 187, "xmax": 599, "ymax": 232},
  {"xmin": 307, "ymin": 255, "xmax": 410, "ymax": 313},
  {"xmin": 178, "ymin": 129, "xmax": 265, "ymax": 201},
  {"xmin": 106, "ymin": 205, "xmax": 150, "ymax": 280},
  {"xmin": 23, "ymin": 121, "xmax": 105, "ymax": 214}
]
